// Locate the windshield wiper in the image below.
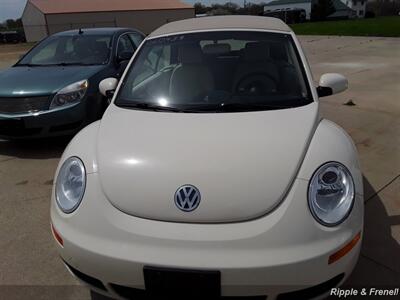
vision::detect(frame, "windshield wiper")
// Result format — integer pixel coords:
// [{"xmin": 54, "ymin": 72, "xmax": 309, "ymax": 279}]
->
[
  {"xmin": 16, "ymin": 62, "xmax": 98, "ymax": 67},
  {"xmin": 49, "ymin": 62, "xmax": 99, "ymax": 66},
  {"xmin": 118, "ymin": 102, "xmax": 202, "ymax": 113},
  {"xmin": 217, "ymin": 102, "xmax": 293, "ymax": 112},
  {"xmin": 16, "ymin": 63, "xmax": 43, "ymax": 67},
  {"xmin": 117, "ymin": 100, "xmax": 303, "ymax": 113}
]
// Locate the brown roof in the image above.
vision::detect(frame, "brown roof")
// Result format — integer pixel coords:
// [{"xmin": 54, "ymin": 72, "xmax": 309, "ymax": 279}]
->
[{"xmin": 29, "ymin": 0, "xmax": 193, "ymax": 14}]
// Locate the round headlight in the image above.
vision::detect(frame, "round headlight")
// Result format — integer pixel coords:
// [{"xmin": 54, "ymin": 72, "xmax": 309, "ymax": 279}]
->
[
  {"xmin": 308, "ymin": 162, "xmax": 355, "ymax": 226},
  {"xmin": 55, "ymin": 157, "xmax": 86, "ymax": 213}
]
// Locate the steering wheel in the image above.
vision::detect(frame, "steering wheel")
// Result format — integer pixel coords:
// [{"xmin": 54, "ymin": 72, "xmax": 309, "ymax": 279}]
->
[{"xmin": 235, "ymin": 73, "xmax": 278, "ymax": 96}]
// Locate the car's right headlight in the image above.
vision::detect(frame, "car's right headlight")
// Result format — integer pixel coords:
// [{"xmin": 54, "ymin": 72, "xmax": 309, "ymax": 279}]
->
[
  {"xmin": 55, "ymin": 157, "xmax": 86, "ymax": 213},
  {"xmin": 50, "ymin": 79, "xmax": 88, "ymax": 109},
  {"xmin": 308, "ymin": 162, "xmax": 355, "ymax": 226}
]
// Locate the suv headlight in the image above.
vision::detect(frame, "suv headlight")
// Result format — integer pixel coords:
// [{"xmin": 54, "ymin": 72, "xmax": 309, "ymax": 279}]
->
[
  {"xmin": 308, "ymin": 162, "xmax": 355, "ymax": 226},
  {"xmin": 55, "ymin": 157, "xmax": 86, "ymax": 213},
  {"xmin": 50, "ymin": 79, "xmax": 88, "ymax": 109}
]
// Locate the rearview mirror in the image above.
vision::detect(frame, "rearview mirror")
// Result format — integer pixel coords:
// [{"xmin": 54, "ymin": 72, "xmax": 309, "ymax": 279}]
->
[
  {"xmin": 317, "ymin": 73, "xmax": 348, "ymax": 97},
  {"xmin": 117, "ymin": 51, "xmax": 134, "ymax": 63},
  {"xmin": 99, "ymin": 78, "xmax": 118, "ymax": 98}
]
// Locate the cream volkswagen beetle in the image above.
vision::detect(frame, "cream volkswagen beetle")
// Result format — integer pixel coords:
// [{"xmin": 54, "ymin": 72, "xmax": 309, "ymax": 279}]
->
[{"xmin": 51, "ymin": 16, "xmax": 363, "ymax": 300}]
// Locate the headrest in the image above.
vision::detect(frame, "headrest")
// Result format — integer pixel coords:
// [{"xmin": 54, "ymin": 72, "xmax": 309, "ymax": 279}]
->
[
  {"xmin": 269, "ymin": 43, "xmax": 288, "ymax": 62},
  {"xmin": 73, "ymin": 38, "xmax": 91, "ymax": 54},
  {"xmin": 202, "ymin": 43, "xmax": 231, "ymax": 55},
  {"xmin": 94, "ymin": 41, "xmax": 108, "ymax": 51},
  {"xmin": 178, "ymin": 43, "xmax": 203, "ymax": 64},
  {"xmin": 244, "ymin": 42, "xmax": 270, "ymax": 62}
]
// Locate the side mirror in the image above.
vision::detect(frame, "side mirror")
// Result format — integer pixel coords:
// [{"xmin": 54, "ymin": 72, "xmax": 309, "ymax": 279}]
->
[
  {"xmin": 117, "ymin": 51, "xmax": 134, "ymax": 63},
  {"xmin": 99, "ymin": 78, "xmax": 118, "ymax": 98},
  {"xmin": 317, "ymin": 73, "xmax": 348, "ymax": 98}
]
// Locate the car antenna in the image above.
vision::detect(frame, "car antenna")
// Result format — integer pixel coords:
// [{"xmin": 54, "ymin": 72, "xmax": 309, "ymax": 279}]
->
[{"xmin": 78, "ymin": 28, "xmax": 83, "ymax": 35}]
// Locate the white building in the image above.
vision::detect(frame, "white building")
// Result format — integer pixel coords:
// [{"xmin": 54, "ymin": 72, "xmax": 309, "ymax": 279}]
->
[{"xmin": 340, "ymin": 0, "xmax": 367, "ymax": 18}]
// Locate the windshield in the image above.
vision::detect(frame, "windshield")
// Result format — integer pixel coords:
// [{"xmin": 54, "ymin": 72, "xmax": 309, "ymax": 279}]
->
[
  {"xmin": 116, "ymin": 31, "xmax": 312, "ymax": 113},
  {"xmin": 18, "ymin": 34, "xmax": 112, "ymax": 66}
]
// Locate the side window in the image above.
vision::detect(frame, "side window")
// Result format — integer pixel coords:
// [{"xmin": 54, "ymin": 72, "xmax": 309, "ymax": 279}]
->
[
  {"xmin": 117, "ymin": 34, "xmax": 136, "ymax": 55},
  {"xmin": 128, "ymin": 33, "xmax": 144, "ymax": 48}
]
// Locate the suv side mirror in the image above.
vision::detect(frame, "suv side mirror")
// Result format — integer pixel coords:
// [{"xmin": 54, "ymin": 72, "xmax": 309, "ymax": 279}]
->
[
  {"xmin": 99, "ymin": 78, "xmax": 118, "ymax": 98},
  {"xmin": 317, "ymin": 73, "xmax": 348, "ymax": 97},
  {"xmin": 117, "ymin": 51, "xmax": 134, "ymax": 63}
]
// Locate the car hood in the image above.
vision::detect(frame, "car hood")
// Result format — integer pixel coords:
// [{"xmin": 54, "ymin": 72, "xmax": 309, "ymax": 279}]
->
[
  {"xmin": 0, "ymin": 65, "xmax": 104, "ymax": 97},
  {"xmin": 97, "ymin": 102, "xmax": 318, "ymax": 223}
]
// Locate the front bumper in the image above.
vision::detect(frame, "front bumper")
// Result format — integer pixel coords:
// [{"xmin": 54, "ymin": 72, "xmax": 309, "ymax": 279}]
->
[
  {"xmin": 51, "ymin": 173, "xmax": 363, "ymax": 299},
  {"xmin": 0, "ymin": 102, "xmax": 86, "ymax": 139}
]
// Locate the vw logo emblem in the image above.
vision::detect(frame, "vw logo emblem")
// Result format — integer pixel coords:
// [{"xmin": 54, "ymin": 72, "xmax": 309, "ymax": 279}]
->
[{"xmin": 174, "ymin": 185, "xmax": 201, "ymax": 212}]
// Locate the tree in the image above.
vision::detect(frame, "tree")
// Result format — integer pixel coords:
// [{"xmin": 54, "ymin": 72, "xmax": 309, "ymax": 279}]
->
[
  {"xmin": 245, "ymin": 3, "xmax": 266, "ymax": 15},
  {"xmin": 209, "ymin": 2, "xmax": 240, "ymax": 14},
  {"xmin": 237, "ymin": 2, "xmax": 268, "ymax": 15},
  {"xmin": 223, "ymin": 2, "xmax": 240, "ymax": 13},
  {"xmin": 209, "ymin": 8, "xmax": 232, "ymax": 15},
  {"xmin": 311, "ymin": 0, "xmax": 336, "ymax": 21},
  {"xmin": 6, "ymin": 19, "xmax": 16, "ymax": 28},
  {"xmin": 194, "ymin": 2, "xmax": 208, "ymax": 14},
  {"xmin": 5, "ymin": 18, "xmax": 22, "ymax": 29},
  {"xmin": 367, "ymin": 0, "xmax": 400, "ymax": 16},
  {"xmin": 194, "ymin": 1, "xmax": 268, "ymax": 17}
]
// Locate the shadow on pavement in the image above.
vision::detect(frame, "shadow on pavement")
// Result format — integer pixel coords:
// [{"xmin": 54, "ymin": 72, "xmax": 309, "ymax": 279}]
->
[
  {"xmin": 343, "ymin": 176, "xmax": 400, "ymax": 294},
  {"xmin": 0, "ymin": 136, "xmax": 71, "ymax": 160}
]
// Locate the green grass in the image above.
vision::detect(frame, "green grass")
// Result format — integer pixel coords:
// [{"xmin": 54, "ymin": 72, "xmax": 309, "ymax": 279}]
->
[{"xmin": 290, "ymin": 16, "xmax": 400, "ymax": 37}]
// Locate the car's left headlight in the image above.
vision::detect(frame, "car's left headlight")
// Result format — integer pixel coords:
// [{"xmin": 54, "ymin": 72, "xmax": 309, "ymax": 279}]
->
[
  {"xmin": 308, "ymin": 162, "xmax": 355, "ymax": 226},
  {"xmin": 55, "ymin": 157, "xmax": 86, "ymax": 213},
  {"xmin": 50, "ymin": 79, "xmax": 88, "ymax": 109}
]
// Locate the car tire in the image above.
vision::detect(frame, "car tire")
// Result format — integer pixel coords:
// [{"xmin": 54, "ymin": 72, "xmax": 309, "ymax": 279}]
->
[
  {"xmin": 90, "ymin": 290, "xmax": 114, "ymax": 300},
  {"xmin": 86, "ymin": 94, "xmax": 107, "ymax": 123}
]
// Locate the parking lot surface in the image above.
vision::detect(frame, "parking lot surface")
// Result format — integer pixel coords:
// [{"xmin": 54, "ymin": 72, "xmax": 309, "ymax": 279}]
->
[
  {"xmin": 0, "ymin": 36, "xmax": 399, "ymax": 299},
  {"xmin": 0, "ymin": 43, "xmax": 33, "ymax": 70}
]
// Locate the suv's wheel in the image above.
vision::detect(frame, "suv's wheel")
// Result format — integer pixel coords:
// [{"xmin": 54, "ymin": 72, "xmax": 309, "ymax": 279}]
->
[{"xmin": 90, "ymin": 290, "xmax": 114, "ymax": 300}]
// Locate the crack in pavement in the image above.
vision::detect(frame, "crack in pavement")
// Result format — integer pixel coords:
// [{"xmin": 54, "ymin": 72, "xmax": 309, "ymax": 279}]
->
[
  {"xmin": 0, "ymin": 195, "xmax": 48, "ymax": 203},
  {"xmin": 360, "ymin": 253, "xmax": 400, "ymax": 276},
  {"xmin": 365, "ymin": 174, "xmax": 400, "ymax": 205}
]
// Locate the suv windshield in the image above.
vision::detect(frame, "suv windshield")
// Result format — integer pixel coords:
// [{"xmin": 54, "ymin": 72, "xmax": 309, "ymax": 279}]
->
[
  {"xmin": 18, "ymin": 34, "xmax": 112, "ymax": 66},
  {"xmin": 116, "ymin": 31, "xmax": 312, "ymax": 113}
]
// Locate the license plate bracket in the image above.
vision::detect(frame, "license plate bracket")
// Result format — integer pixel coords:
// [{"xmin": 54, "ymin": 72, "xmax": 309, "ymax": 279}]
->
[
  {"xmin": 0, "ymin": 118, "xmax": 23, "ymax": 129},
  {"xmin": 144, "ymin": 266, "xmax": 221, "ymax": 298}
]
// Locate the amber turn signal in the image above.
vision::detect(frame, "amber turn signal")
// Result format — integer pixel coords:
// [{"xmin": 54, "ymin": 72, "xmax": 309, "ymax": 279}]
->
[
  {"xmin": 51, "ymin": 223, "xmax": 64, "ymax": 247},
  {"xmin": 329, "ymin": 232, "xmax": 361, "ymax": 264}
]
